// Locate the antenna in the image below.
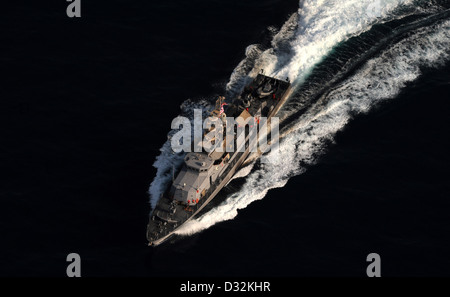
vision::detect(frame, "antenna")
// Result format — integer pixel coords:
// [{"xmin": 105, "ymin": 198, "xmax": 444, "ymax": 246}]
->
[{"xmin": 172, "ymin": 165, "xmax": 175, "ymax": 182}]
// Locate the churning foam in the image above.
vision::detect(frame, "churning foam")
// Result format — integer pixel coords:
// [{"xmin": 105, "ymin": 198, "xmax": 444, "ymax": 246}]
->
[
  {"xmin": 149, "ymin": 0, "xmax": 449, "ymax": 236},
  {"xmin": 175, "ymin": 18, "xmax": 450, "ymax": 235},
  {"xmin": 227, "ymin": 0, "xmax": 416, "ymax": 94}
]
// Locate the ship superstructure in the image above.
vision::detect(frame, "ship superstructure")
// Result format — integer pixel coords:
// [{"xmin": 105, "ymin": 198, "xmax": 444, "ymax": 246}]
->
[{"xmin": 147, "ymin": 73, "xmax": 291, "ymax": 246}]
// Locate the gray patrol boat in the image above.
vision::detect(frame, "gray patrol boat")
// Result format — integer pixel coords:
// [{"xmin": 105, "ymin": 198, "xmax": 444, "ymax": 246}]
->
[{"xmin": 147, "ymin": 73, "xmax": 291, "ymax": 246}]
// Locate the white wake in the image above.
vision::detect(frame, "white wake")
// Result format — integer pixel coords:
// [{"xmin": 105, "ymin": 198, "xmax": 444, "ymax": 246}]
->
[
  {"xmin": 174, "ymin": 16, "xmax": 450, "ymax": 235},
  {"xmin": 147, "ymin": 0, "xmax": 450, "ymax": 236}
]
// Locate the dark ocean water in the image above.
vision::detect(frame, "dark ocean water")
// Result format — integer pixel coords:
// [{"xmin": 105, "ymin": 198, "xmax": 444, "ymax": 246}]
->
[{"xmin": 1, "ymin": 0, "xmax": 450, "ymax": 277}]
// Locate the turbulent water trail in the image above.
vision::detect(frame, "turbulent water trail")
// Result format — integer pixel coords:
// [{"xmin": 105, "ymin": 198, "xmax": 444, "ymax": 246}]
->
[
  {"xmin": 226, "ymin": 0, "xmax": 417, "ymax": 96},
  {"xmin": 148, "ymin": 0, "xmax": 450, "ymax": 237}
]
